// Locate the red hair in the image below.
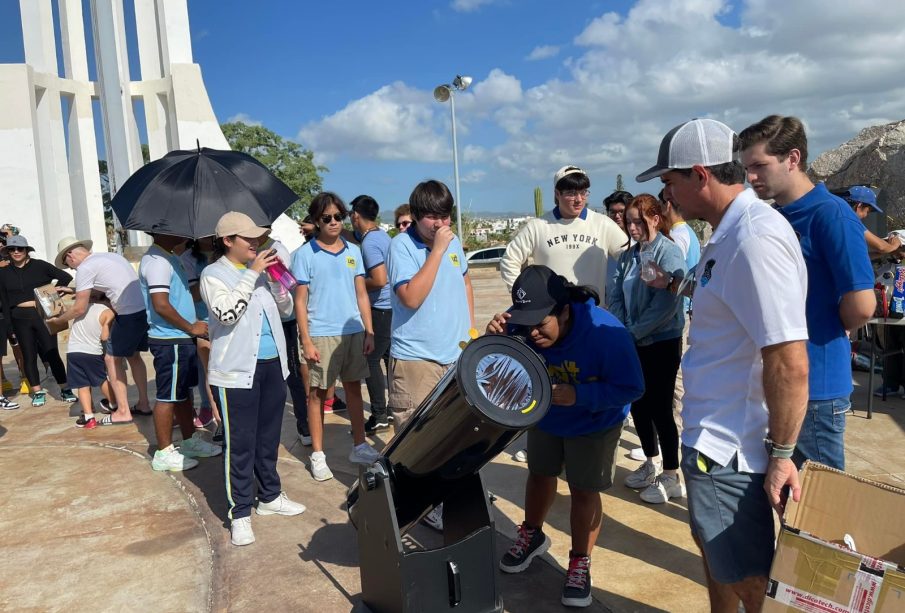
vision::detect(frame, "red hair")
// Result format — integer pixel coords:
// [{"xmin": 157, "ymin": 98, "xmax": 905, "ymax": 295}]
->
[{"xmin": 626, "ymin": 193, "xmax": 671, "ymax": 242}]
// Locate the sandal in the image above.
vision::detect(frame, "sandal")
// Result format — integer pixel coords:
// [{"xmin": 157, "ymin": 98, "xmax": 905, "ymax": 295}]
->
[
  {"xmin": 130, "ymin": 405, "xmax": 153, "ymax": 416},
  {"xmin": 98, "ymin": 414, "xmax": 133, "ymax": 426}
]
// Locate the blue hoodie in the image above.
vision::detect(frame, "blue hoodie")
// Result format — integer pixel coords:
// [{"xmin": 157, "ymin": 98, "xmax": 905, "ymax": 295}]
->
[{"xmin": 515, "ymin": 299, "xmax": 644, "ymax": 437}]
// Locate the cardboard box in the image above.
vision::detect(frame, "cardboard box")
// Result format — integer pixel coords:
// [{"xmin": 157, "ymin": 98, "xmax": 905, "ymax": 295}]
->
[{"xmin": 765, "ymin": 462, "xmax": 905, "ymax": 612}]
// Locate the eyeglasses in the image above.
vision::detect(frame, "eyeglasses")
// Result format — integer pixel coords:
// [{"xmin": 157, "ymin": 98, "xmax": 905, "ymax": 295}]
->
[
  {"xmin": 320, "ymin": 214, "xmax": 345, "ymax": 224},
  {"xmin": 608, "ymin": 210, "xmax": 625, "ymax": 218},
  {"xmin": 559, "ymin": 189, "xmax": 590, "ymax": 199},
  {"xmin": 396, "ymin": 220, "xmax": 412, "ymax": 229},
  {"xmin": 7, "ymin": 246, "xmax": 27, "ymax": 252}
]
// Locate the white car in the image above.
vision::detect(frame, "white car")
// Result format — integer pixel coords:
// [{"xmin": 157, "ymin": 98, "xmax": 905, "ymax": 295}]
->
[{"xmin": 465, "ymin": 246, "xmax": 507, "ymax": 266}]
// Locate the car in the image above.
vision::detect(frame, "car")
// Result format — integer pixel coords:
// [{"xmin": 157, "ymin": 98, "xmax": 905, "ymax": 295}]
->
[{"xmin": 465, "ymin": 246, "xmax": 507, "ymax": 267}]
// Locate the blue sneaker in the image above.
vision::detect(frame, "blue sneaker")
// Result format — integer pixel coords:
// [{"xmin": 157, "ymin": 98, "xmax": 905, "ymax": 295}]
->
[{"xmin": 873, "ymin": 384, "xmax": 902, "ymax": 398}]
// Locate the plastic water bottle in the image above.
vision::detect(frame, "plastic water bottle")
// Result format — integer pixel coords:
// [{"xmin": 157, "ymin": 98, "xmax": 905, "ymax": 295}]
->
[{"xmin": 266, "ymin": 259, "xmax": 298, "ymax": 292}]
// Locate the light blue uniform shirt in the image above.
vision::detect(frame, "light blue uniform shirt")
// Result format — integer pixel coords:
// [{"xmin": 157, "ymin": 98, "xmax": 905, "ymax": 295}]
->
[
  {"xmin": 358, "ymin": 229, "xmax": 392, "ymax": 310},
  {"xmin": 291, "ymin": 238, "xmax": 366, "ymax": 337},
  {"xmin": 388, "ymin": 227, "xmax": 470, "ymax": 364},
  {"xmin": 139, "ymin": 245, "xmax": 196, "ymax": 342},
  {"xmin": 229, "ymin": 261, "xmax": 279, "ymax": 359}
]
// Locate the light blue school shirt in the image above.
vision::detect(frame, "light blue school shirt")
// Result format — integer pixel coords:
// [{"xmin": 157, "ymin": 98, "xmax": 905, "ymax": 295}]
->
[
  {"xmin": 387, "ymin": 226, "xmax": 470, "ymax": 364},
  {"xmin": 139, "ymin": 244, "xmax": 196, "ymax": 342},
  {"xmin": 291, "ymin": 238, "xmax": 366, "ymax": 337},
  {"xmin": 230, "ymin": 262, "xmax": 278, "ymax": 359}
]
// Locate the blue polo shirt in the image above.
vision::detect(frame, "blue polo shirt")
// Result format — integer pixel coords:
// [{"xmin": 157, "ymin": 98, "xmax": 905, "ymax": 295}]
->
[
  {"xmin": 291, "ymin": 238, "xmax": 366, "ymax": 337},
  {"xmin": 388, "ymin": 226, "xmax": 470, "ymax": 364},
  {"xmin": 139, "ymin": 244, "xmax": 196, "ymax": 343},
  {"xmin": 777, "ymin": 182, "xmax": 874, "ymax": 400},
  {"xmin": 358, "ymin": 229, "xmax": 392, "ymax": 310}
]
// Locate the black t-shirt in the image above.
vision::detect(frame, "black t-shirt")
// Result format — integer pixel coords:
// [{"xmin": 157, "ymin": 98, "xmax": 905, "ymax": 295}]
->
[{"xmin": 0, "ymin": 258, "xmax": 72, "ymax": 308}]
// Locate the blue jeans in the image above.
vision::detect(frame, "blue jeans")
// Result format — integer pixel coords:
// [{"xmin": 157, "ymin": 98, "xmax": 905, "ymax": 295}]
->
[{"xmin": 793, "ymin": 397, "xmax": 848, "ymax": 471}]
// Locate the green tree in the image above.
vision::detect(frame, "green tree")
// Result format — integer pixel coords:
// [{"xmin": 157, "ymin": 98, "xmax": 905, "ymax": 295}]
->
[{"xmin": 221, "ymin": 121, "xmax": 327, "ymax": 220}]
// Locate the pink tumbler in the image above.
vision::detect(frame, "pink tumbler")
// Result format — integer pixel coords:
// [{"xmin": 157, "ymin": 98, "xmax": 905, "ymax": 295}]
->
[{"xmin": 266, "ymin": 259, "xmax": 298, "ymax": 292}]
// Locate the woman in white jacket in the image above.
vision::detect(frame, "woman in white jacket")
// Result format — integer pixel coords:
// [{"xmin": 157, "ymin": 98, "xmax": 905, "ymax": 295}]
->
[{"xmin": 200, "ymin": 212, "xmax": 305, "ymax": 547}]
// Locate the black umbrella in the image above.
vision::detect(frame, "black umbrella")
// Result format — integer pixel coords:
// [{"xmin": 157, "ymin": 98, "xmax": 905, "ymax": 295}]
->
[{"xmin": 110, "ymin": 146, "xmax": 299, "ymax": 238}]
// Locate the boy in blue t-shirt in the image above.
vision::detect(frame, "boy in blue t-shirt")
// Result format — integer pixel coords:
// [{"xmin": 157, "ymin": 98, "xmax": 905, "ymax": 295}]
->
[
  {"xmin": 140, "ymin": 234, "xmax": 222, "ymax": 472},
  {"xmin": 387, "ymin": 180, "xmax": 474, "ymax": 429},
  {"xmin": 740, "ymin": 115, "xmax": 875, "ymax": 471}
]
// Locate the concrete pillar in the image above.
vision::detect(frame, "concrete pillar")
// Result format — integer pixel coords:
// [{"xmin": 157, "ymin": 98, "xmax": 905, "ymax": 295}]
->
[
  {"xmin": 59, "ymin": 0, "xmax": 107, "ymax": 251},
  {"xmin": 157, "ymin": 0, "xmax": 194, "ymax": 68},
  {"xmin": 90, "ymin": 0, "xmax": 148, "ymax": 247}
]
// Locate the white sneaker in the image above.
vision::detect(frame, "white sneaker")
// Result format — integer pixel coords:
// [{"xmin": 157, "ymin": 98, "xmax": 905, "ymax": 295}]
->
[
  {"xmin": 230, "ymin": 516, "xmax": 255, "ymax": 546},
  {"xmin": 151, "ymin": 446, "xmax": 199, "ymax": 472},
  {"xmin": 513, "ymin": 449, "xmax": 528, "ymax": 463},
  {"xmin": 256, "ymin": 491, "xmax": 306, "ymax": 516},
  {"xmin": 310, "ymin": 451, "xmax": 333, "ymax": 481},
  {"xmin": 422, "ymin": 504, "xmax": 444, "ymax": 531},
  {"xmin": 640, "ymin": 473, "xmax": 686, "ymax": 504},
  {"xmin": 299, "ymin": 432, "xmax": 312, "ymax": 446},
  {"xmin": 179, "ymin": 431, "xmax": 223, "ymax": 458},
  {"xmin": 349, "ymin": 442, "xmax": 380, "ymax": 465},
  {"xmin": 624, "ymin": 459, "xmax": 660, "ymax": 489},
  {"xmin": 629, "ymin": 445, "xmax": 661, "ymax": 461}
]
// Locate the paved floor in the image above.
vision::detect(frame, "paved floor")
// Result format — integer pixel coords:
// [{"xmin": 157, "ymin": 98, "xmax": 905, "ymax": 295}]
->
[{"xmin": 1, "ymin": 266, "xmax": 903, "ymax": 612}]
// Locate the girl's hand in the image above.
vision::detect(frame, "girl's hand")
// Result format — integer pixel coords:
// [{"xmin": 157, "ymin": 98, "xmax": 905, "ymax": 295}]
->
[
  {"xmin": 486, "ymin": 312, "xmax": 511, "ymax": 335},
  {"xmin": 250, "ymin": 248, "xmax": 280, "ymax": 274}
]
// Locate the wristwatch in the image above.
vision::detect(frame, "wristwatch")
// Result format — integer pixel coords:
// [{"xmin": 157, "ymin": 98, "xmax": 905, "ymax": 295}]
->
[{"xmin": 764, "ymin": 437, "xmax": 796, "ymax": 459}]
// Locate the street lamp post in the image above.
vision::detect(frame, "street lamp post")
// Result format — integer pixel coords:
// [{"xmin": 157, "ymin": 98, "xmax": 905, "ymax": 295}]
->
[{"xmin": 434, "ymin": 74, "xmax": 472, "ymax": 241}]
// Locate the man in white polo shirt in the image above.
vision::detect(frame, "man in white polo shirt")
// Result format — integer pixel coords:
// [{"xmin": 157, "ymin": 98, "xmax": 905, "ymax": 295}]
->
[
  {"xmin": 637, "ymin": 119, "xmax": 809, "ymax": 613},
  {"xmin": 52, "ymin": 238, "xmax": 152, "ymax": 424}
]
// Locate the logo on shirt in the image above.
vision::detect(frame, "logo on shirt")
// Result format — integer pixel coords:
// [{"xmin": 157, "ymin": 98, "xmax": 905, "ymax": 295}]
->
[
  {"xmin": 346, "ymin": 256, "xmax": 357, "ymax": 269},
  {"xmin": 449, "ymin": 253, "xmax": 461, "ymax": 267},
  {"xmin": 700, "ymin": 259, "xmax": 716, "ymax": 287},
  {"xmin": 548, "ymin": 360, "xmax": 580, "ymax": 385}
]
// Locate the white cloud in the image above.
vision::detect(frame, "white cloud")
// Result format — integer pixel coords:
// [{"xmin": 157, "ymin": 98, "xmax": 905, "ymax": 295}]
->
[
  {"xmin": 450, "ymin": 0, "xmax": 501, "ymax": 13},
  {"xmin": 226, "ymin": 113, "xmax": 262, "ymax": 126},
  {"xmin": 298, "ymin": 0, "xmax": 905, "ymax": 198},
  {"xmin": 526, "ymin": 45, "xmax": 560, "ymax": 61},
  {"xmin": 297, "ymin": 82, "xmax": 447, "ymax": 162},
  {"xmin": 460, "ymin": 169, "xmax": 487, "ymax": 183}
]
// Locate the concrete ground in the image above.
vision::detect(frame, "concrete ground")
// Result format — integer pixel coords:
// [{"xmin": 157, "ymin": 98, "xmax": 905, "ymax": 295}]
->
[{"xmin": 1, "ymin": 266, "xmax": 903, "ymax": 612}]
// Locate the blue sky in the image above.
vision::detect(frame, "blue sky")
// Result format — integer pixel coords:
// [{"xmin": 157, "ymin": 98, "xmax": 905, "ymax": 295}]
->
[{"xmin": 3, "ymin": 0, "xmax": 905, "ymax": 216}]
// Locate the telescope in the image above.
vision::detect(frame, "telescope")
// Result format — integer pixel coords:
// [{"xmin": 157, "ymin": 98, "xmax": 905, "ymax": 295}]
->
[{"xmin": 347, "ymin": 334, "xmax": 551, "ymax": 613}]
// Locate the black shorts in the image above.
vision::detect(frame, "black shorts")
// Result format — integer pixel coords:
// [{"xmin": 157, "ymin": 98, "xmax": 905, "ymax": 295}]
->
[
  {"xmin": 106, "ymin": 311, "xmax": 149, "ymax": 358},
  {"xmin": 150, "ymin": 342, "xmax": 198, "ymax": 403},
  {"xmin": 66, "ymin": 352, "xmax": 107, "ymax": 389}
]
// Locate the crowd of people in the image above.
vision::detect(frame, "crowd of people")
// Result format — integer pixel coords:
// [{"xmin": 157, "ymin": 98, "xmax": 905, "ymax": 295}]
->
[{"xmin": 0, "ymin": 113, "xmax": 890, "ymax": 610}]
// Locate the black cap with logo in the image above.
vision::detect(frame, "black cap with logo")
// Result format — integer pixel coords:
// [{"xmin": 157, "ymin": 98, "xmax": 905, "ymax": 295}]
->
[{"xmin": 508, "ymin": 265, "xmax": 570, "ymax": 327}]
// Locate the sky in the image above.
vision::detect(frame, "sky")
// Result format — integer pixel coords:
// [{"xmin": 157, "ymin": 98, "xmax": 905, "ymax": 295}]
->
[{"xmin": 3, "ymin": 0, "xmax": 905, "ymax": 216}]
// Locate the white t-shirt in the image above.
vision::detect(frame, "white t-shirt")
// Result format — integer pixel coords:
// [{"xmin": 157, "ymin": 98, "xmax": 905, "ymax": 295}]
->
[
  {"xmin": 68, "ymin": 302, "xmax": 111, "ymax": 355},
  {"xmin": 75, "ymin": 252, "xmax": 145, "ymax": 315},
  {"xmin": 500, "ymin": 207, "xmax": 627, "ymax": 301},
  {"xmin": 680, "ymin": 188, "xmax": 808, "ymax": 474}
]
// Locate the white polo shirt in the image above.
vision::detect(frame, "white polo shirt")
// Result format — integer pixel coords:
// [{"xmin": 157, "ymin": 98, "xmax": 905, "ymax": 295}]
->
[
  {"xmin": 75, "ymin": 252, "xmax": 145, "ymax": 315},
  {"xmin": 681, "ymin": 188, "xmax": 808, "ymax": 474}
]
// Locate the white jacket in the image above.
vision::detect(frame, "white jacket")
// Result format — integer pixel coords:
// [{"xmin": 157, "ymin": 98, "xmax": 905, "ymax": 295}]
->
[{"xmin": 200, "ymin": 256, "xmax": 292, "ymax": 389}]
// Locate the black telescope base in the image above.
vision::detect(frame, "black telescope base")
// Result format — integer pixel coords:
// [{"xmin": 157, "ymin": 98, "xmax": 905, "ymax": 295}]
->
[{"xmin": 354, "ymin": 468, "xmax": 503, "ymax": 613}]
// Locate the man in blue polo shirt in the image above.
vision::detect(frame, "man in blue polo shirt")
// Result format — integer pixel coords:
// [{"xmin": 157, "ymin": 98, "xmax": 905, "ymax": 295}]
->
[
  {"xmin": 740, "ymin": 115, "xmax": 875, "ymax": 470},
  {"xmin": 350, "ymin": 194, "xmax": 393, "ymax": 434},
  {"xmin": 387, "ymin": 179, "xmax": 474, "ymax": 530},
  {"xmin": 140, "ymin": 234, "xmax": 222, "ymax": 472}
]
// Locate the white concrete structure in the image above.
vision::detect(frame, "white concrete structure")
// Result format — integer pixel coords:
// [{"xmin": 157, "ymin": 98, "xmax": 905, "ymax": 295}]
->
[{"xmin": 1, "ymin": 0, "xmax": 232, "ymax": 260}]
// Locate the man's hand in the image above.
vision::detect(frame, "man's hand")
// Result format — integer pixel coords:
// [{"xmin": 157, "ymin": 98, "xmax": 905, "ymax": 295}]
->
[
  {"xmin": 299, "ymin": 221, "xmax": 316, "ymax": 237},
  {"xmin": 189, "ymin": 321, "xmax": 208, "ymax": 338},
  {"xmin": 551, "ymin": 384, "xmax": 576, "ymax": 406},
  {"xmin": 642, "ymin": 261, "xmax": 670, "ymax": 289},
  {"xmin": 486, "ymin": 312, "xmax": 511, "ymax": 335},
  {"xmin": 302, "ymin": 338, "xmax": 320, "ymax": 363},
  {"xmin": 363, "ymin": 332, "xmax": 374, "ymax": 356},
  {"xmin": 433, "ymin": 226, "xmax": 455, "ymax": 252},
  {"xmin": 764, "ymin": 456, "xmax": 800, "ymax": 515}
]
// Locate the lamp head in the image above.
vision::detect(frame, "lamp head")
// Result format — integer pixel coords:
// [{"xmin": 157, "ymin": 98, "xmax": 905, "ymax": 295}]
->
[
  {"xmin": 453, "ymin": 75, "xmax": 473, "ymax": 91},
  {"xmin": 433, "ymin": 85, "xmax": 451, "ymax": 103}
]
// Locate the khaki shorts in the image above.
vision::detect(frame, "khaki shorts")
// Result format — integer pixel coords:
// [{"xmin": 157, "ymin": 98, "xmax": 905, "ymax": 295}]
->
[
  {"xmin": 527, "ymin": 422, "xmax": 623, "ymax": 492},
  {"xmin": 308, "ymin": 332, "xmax": 369, "ymax": 389},
  {"xmin": 388, "ymin": 358, "xmax": 452, "ymax": 429}
]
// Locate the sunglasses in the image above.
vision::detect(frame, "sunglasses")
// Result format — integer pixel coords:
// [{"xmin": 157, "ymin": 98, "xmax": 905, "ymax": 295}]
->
[
  {"xmin": 320, "ymin": 214, "xmax": 345, "ymax": 224},
  {"xmin": 396, "ymin": 220, "xmax": 412, "ymax": 229},
  {"xmin": 7, "ymin": 246, "xmax": 27, "ymax": 252}
]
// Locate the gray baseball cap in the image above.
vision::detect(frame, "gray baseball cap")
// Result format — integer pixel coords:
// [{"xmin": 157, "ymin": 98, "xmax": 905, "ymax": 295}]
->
[{"xmin": 637, "ymin": 118, "xmax": 738, "ymax": 182}]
